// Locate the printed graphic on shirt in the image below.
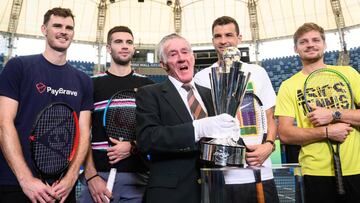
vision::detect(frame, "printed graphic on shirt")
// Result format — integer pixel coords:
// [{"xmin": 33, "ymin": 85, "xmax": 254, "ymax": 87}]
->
[
  {"xmin": 296, "ymin": 89, "xmax": 307, "ymax": 116},
  {"xmin": 36, "ymin": 82, "xmax": 78, "ymax": 97},
  {"xmin": 297, "ymin": 80, "xmax": 351, "ymax": 116}
]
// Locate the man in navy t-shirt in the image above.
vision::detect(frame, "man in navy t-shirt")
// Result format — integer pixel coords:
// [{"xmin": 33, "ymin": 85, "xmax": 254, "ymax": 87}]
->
[{"xmin": 0, "ymin": 7, "xmax": 93, "ymax": 203}]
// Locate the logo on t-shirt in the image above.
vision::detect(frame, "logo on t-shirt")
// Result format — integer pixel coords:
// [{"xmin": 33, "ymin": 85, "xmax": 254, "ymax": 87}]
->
[
  {"xmin": 36, "ymin": 82, "xmax": 78, "ymax": 97},
  {"xmin": 297, "ymin": 81, "xmax": 351, "ymax": 116},
  {"xmin": 36, "ymin": 83, "xmax": 47, "ymax": 93}
]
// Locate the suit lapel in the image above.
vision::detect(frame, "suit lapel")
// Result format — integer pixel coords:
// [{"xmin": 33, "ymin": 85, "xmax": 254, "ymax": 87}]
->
[{"xmin": 161, "ymin": 79, "xmax": 193, "ymax": 122}]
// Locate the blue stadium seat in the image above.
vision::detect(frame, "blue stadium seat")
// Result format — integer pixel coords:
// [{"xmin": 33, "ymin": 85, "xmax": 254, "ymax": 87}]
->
[
  {"xmin": 0, "ymin": 53, "xmax": 4, "ymax": 73},
  {"xmin": 258, "ymin": 49, "xmax": 360, "ymax": 92},
  {"xmin": 68, "ymin": 60, "xmax": 94, "ymax": 76}
]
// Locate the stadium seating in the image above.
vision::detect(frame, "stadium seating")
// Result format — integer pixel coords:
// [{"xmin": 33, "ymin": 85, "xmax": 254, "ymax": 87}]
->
[
  {"xmin": 68, "ymin": 60, "xmax": 95, "ymax": 76},
  {"xmin": 0, "ymin": 53, "xmax": 4, "ymax": 74},
  {"xmin": 262, "ymin": 55, "xmax": 302, "ymax": 92},
  {"xmin": 260, "ymin": 49, "xmax": 360, "ymax": 93},
  {"xmin": 350, "ymin": 47, "xmax": 360, "ymax": 71},
  {"xmin": 2, "ymin": 47, "xmax": 360, "ymax": 89},
  {"xmin": 147, "ymin": 74, "xmax": 167, "ymax": 83}
]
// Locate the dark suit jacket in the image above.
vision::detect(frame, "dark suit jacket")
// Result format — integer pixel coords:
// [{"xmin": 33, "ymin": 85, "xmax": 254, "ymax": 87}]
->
[{"xmin": 136, "ymin": 79, "xmax": 215, "ymax": 203}]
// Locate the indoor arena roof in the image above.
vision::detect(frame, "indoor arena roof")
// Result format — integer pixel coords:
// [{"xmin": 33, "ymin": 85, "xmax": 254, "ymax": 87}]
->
[{"xmin": 1, "ymin": 0, "xmax": 360, "ymax": 47}]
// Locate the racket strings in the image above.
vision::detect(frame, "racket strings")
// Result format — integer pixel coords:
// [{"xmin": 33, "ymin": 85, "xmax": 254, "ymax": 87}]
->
[
  {"xmin": 237, "ymin": 93, "xmax": 266, "ymax": 137},
  {"xmin": 305, "ymin": 72, "xmax": 352, "ymax": 110},
  {"xmin": 32, "ymin": 105, "xmax": 75, "ymax": 175},
  {"xmin": 105, "ymin": 91, "xmax": 137, "ymax": 141}
]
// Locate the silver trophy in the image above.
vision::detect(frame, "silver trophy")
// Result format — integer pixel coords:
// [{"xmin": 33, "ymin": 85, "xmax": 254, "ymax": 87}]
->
[{"xmin": 200, "ymin": 47, "xmax": 250, "ymax": 167}]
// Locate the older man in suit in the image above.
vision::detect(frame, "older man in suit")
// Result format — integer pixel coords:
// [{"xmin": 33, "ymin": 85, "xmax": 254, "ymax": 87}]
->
[{"xmin": 135, "ymin": 33, "xmax": 240, "ymax": 203}]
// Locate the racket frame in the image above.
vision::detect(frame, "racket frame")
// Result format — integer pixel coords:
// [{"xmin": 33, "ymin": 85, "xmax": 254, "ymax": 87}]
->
[
  {"xmin": 103, "ymin": 89, "xmax": 137, "ymax": 141},
  {"xmin": 239, "ymin": 92, "xmax": 267, "ymax": 203},
  {"xmin": 303, "ymin": 68, "xmax": 353, "ymax": 195},
  {"xmin": 238, "ymin": 92, "xmax": 268, "ymax": 145},
  {"xmin": 304, "ymin": 68, "xmax": 354, "ymax": 112},
  {"xmin": 102, "ymin": 89, "xmax": 137, "ymax": 193},
  {"xmin": 29, "ymin": 102, "xmax": 79, "ymax": 179}
]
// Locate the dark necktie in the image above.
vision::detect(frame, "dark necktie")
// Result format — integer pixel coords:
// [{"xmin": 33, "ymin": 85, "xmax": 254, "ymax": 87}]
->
[{"xmin": 182, "ymin": 83, "xmax": 207, "ymax": 120}]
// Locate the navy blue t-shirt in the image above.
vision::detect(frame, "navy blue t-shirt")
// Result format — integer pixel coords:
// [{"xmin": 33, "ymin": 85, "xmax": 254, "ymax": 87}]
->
[{"xmin": 0, "ymin": 54, "xmax": 94, "ymax": 185}]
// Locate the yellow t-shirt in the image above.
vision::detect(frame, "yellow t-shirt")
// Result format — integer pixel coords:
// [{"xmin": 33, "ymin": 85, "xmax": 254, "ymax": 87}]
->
[{"xmin": 275, "ymin": 65, "xmax": 360, "ymax": 176}]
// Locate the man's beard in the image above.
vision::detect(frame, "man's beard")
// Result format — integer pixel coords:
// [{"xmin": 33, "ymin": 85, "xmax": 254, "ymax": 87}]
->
[
  {"xmin": 111, "ymin": 52, "xmax": 132, "ymax": 66},
  {"xmin": 301, "ymin": 52, "xmax": 324, "ymax": 64}
]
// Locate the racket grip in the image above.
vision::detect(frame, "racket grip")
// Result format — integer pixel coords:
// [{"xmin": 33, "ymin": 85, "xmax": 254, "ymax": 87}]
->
[
  {"xmin": 256, "ymin": 182, "xmax": 265, "ymax": 203},
  {"xmin": 106, "ymin": 168, "xmax": 117, "ymax": 192},
  {"xmin": 333, "ymin": 154, "xmax": 346, "ymax": 195},
  {"xmin": 252, "ymin": 168, "xmax": 265, "ymax": 203}
]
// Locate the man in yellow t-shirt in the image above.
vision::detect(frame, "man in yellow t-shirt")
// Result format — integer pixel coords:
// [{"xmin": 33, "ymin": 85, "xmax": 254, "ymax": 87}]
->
[{"xmin": 275, "ymin": 22, "xmax": 360, "ymax": 203}]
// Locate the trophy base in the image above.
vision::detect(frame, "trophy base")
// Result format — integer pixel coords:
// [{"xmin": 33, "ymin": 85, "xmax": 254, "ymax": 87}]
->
[{"xmin": 200, "ymin": 138, "xmax": 245, "ymax": 167}]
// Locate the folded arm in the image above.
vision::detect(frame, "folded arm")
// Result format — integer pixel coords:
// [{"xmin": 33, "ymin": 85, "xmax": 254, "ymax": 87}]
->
[
  {"xmin": 307, "ymin": 104, "xmax": 360, "ymax": 126},
  {"xmin": 278, "ymin": 115, "xmax": 352, "ymax": 145}
]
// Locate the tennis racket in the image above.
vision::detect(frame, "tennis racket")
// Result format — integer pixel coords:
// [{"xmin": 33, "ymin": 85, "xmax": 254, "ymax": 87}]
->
[
  {"xmin": 237, "ymin": 92, "xmax": 267, "ymax": 144},
  {"xmin": 103, "ymin": 89, "xmax": 137, "ymax": 192},
  {"xmin": 29, "ymin": 102, "xmax": 79, "ymax": 184},
  {"xmin": 304, "ymin": 68, "xmax": 353, "ymax": 195},
  {"xmin": 237, "ymin": 92, "xmax": 267, "ymax": 203}
]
